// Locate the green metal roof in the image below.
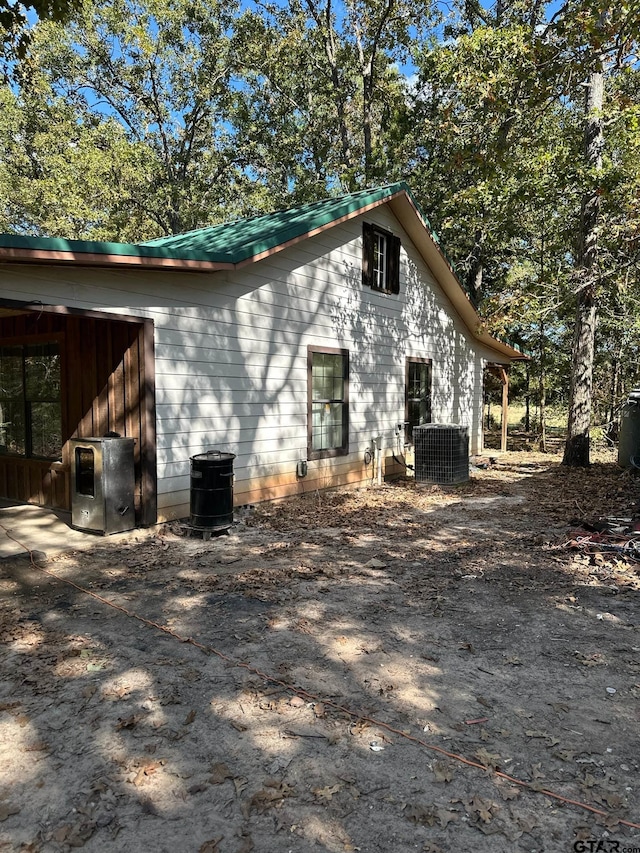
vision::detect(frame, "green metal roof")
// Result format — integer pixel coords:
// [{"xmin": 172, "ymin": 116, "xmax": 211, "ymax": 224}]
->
[
  {"xmin": 0, "ymin": 182, "xmax": 415, "ymax": 264},
  {"xmin": 139, "ymin": 182, "xmax": 412, "ymax": 262},
  {"xmin": 0, "ymin": 233, "xmax": 180, "ymax": 260}
]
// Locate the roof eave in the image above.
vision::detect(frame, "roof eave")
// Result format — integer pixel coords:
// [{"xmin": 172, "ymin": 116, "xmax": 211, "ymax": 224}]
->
[{"xmin": 0, "ymin": 246, "xmax": 234, "ymax": 272}]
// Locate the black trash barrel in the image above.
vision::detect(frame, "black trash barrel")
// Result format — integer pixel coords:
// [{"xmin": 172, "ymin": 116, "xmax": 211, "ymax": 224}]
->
[{"xmin": 190, "ymin": 451, "xmax": 236, "ymax": 534}]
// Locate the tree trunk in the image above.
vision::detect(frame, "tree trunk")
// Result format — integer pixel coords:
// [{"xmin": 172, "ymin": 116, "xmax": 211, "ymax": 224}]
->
[
  {"xmin": 362, "ymin": 69, "xmax": 373, "ymax": 183},
  {"xmin": 303, "ymin": 0, "xmax": 353, "ymax": 181},
  {"xmin": 467, "ymin": 228, "xmax": 484, "ymax": 305},
  {"xmin": 538, "ymin": 321, "xmax": 547, "ymax": 452},
  {"xmin": 525, "ymin": 361, "xmax": 531, "ymax": 432},
  {"xmin": 563, "ymin": 66, "xmax": 604, "ymax": 467}
]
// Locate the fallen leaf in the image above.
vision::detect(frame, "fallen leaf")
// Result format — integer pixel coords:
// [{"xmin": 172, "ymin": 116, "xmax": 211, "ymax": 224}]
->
[
  {"xmin": 52, "ymin": 826, "xmax": 70, "ymax": 842},
  {"xmin": 515, "ymin": 813, "xmax": 539, "ymax": 833},
  {"xmin": 468, "ymin": 796, "xmax": 498, "ymax": 823},
  {"xmin": 458, "ymin": 642, "xmax": 475, "ymax": 654},
  {"xmin": 600, "ymin": 791, "xmax": 624, "ymax": 810},
  {"xmin": 525, "ymin": 729, "xmax": 561, "ymax": 747},
  {"xmin": 573, "ymin": 826, "xmax": 593, "ymax": 842},
  {"xmin": 433, "ymin": 761, "xmax": 454, "ymax": 783},
  {"xmin": 0, "ymin": 804, "xmax": 20, "ymax": 821},
  {"xmin": 474, "ymin": 748, "xmax": 502, "ymax": 769},
  {"xmin": 553, "ymin": 749, "xmax": 577, "ymax": 762},
  {"xmin": 313, "ymin": 703, "xmax": 325, "ymax": 718},
  {"xmin": 423, "ymin": 843, "xmax": 445, "ymax": 853},
  {"xmin": 132, "ymin": 769, "xmax": 147, "ymax": 787},
  {"xmin": 233, "ymin": 777, "xmax": 248, "ymax": 796},
  {"xmin": 199, "ymin": 837, "xmax": 223, "ymax": 853},
  {"xmin": 497, "ymin": 784, "xmax": 521, "ymax": 801},
  {"xmin": 24, "ymin": 741, "xmax": 49, "ymax": 753},
  {"xmin": 246, "ymin": 781, "xmax": 295, "ymax": 814},
  {"xmin": 349, "ymin": 720, "xmax": 370, "ymax": 736},
  {"xmin": 404, "ymin": 803, "xmax": 437, "ymax": 826},
  {"xmin": 183, "ymin": 710, "xmax": 197, "ymax": 725},
  {"xmin": 103, "ymin": 685, "xmax": 129, "ymax": 701},
  {"xmin": 209, "ymin": 762, "xmax": 233, "ymax": 785},
  {"xmin": 116, "ymin": 715, "xmax": 141, "ymax": 731},
  {"xmin": 313, "ymin": 783, "xmax": 343, "ymax": 801},
  {"xmin": 437, "ymin": 808, "xmax": 458, "ymax": 828}
]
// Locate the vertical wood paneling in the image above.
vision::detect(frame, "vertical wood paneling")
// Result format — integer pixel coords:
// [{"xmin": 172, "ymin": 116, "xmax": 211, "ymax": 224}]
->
[
  {"xmin": 95, "ymin": 323, "xmax": 110, "ymax": 438},
  {"xmin": 139, "ymin": 321, "xmax": 157, "ymax": 526},
  {"xmin": 0, "ymin": 309, "xmax": 153, "ymax": 520},
  {"xmin": 79, "ymin": 318, "xmax": 97, "ymax": 436},
  {"xmin": 65, "ymin": 317, "xmax": 82, "ymax": 445},
  {"xmin": 109, "ymin": 322, "xmax": 128, "ymax": 435},
  {"xmin": 124, "ymin": 328, "xmax": 141, "ymax": 514}
]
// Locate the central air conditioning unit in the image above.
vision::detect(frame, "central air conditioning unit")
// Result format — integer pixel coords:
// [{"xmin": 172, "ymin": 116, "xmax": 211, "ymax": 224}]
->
[{"xmin": 414, "ymin": 424, "xmax": 469, "ymax": 485}]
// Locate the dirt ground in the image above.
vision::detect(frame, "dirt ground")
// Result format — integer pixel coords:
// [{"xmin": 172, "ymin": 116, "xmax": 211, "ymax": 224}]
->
[{"xmin": 1, "ymin": 449, "xmax": 639, "ymax": 853}]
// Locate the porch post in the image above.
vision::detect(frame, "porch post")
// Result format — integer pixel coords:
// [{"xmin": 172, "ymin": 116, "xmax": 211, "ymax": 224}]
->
[{"xmin": 500, "ymin": 367, "xmax": 509, "ymax": 452}]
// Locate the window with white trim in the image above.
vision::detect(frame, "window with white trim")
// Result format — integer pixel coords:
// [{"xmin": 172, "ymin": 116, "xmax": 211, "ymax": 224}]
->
[{"xmin": 362, "ymin": 222, "xmax": 401, "ymax": 294}]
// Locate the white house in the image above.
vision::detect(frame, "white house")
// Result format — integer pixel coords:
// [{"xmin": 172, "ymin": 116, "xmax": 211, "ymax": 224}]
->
[{"xmin": 0, "ymin": 183, "xmax": 522, "ymax": 526}]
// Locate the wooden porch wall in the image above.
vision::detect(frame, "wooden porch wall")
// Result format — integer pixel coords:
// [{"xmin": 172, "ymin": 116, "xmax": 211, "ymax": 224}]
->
[{"xmin": 0, "ymin": 311, "xmax": 149, "ymax": 519}]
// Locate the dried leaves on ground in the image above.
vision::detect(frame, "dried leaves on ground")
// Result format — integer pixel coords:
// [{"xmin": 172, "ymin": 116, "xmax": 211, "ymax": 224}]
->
[{"xmin": 0, "ymin": 449, "xmax": 639, "ymax": 852}]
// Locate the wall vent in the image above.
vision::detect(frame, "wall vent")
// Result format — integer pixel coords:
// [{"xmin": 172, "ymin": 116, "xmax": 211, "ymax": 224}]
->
[{"xmin": 414, "ymin": 424, "xmax": 469, "ymax": 485}]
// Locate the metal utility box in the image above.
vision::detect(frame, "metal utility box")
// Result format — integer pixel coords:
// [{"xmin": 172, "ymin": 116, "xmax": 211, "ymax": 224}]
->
[
  {"xmin": 70, "ymin": 437, "xmax": 136, "ymax": 534},
  {"xmin": 618, "ymin": 389, "xmax": 640, "ymax": 469}
]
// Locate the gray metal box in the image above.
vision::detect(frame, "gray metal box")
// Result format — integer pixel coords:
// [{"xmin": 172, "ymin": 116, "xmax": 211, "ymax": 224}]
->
[{"xmin": 70, "ymin": 437, "xmax": 136, "ymax": 534}]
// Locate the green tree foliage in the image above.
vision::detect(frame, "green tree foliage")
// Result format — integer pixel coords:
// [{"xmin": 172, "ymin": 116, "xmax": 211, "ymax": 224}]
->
[
  {"xmin": 0, "ymin": 82, "xmax": 155, "ymax": 239},
  {"xmin": 1, "ymin": 0, "xmax": 639, "ymax": 456},
  {"xmin": 232, "ymin": 0, "xmax": 431, "ymax": 197},
  {"xmin": 407, "ymin": 1, "xmax": 639, "ymax": 461},
  {"xmin": 2, "ymin": 0, "xmax": 256, "ymax": 238},
  {"xmin": 408, "ymin": 23, "xmax": 560, "ymax": 303},
  {"xmin": 0, "ymin": 0, "xmax": 76, "ymax": 73}
]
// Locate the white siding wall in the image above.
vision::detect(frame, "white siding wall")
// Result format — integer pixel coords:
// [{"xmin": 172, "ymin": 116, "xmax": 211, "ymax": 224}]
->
[{"xmin": 0, "ymin": 208, "xmax": 506, "ymax": 519}]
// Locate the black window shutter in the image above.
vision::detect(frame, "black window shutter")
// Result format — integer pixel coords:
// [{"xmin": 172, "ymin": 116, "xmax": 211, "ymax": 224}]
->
[
  {"xmin": 389, "ymin": 234, "xmax": 401, "ymax": 294},
  {"xmin": 362, "ymin": 222, "xmax": 374, "ymax": 289}
]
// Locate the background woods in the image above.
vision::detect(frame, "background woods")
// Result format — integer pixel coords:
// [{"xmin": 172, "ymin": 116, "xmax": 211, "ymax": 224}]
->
[{"xmin": 1, "ymin": 0, "xmax": 639, "ymax": 459}]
